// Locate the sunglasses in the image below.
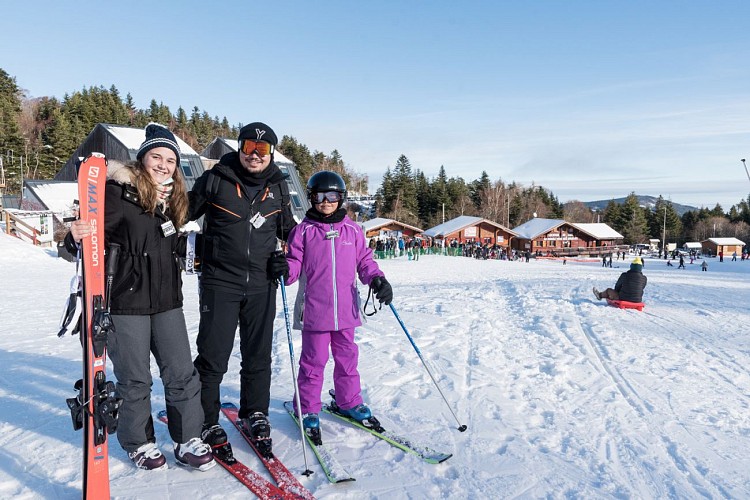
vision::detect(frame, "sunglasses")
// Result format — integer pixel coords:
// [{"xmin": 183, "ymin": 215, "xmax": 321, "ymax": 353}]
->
[
  {"xmin": 311, "ymin": 191, "xmax": 344, "ymax": 204},
  {"xmin": 240, "ymin": 140, "xmax": 274, "ymax": 157}
]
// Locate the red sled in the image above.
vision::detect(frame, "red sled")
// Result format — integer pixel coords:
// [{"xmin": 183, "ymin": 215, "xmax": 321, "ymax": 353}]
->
[{"xmin": 606, "ymin": 299, "xmax": 645, "ymax": 311}]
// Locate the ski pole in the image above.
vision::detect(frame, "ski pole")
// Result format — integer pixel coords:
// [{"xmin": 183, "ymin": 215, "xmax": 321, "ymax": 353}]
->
[
  {"xmin": 279, "ymin": 275, "xmax": 314, "ymax": 476},
  {"xmin": 389, "ymin": 303, "xmax": 467, "ymax": 432}
]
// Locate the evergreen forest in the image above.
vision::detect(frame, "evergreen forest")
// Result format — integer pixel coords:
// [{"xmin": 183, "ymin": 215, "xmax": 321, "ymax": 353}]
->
[{"xmin": 1, "ymin": 68, "xmax": 749, "ymax": 245}]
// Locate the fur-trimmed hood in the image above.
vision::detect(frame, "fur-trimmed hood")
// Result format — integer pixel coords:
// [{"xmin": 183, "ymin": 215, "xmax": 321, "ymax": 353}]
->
[{"xmin": 107, "ymin": 160, "xmax": 134, "ymax": 185}]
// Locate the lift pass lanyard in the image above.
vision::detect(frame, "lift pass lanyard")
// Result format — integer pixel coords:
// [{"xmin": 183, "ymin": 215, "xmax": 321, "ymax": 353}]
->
[
  {"xmin": 250, "ymin": 212, "xmax": 266, "ymax": 229},
  {"xmin": 161, "ymin": 220, "xmax": 176, "ymax": 237}
]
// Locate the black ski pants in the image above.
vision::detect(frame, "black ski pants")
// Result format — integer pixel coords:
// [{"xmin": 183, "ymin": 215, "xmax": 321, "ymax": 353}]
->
[{"xmin": 194, "ymin": 285, "xmax": 276, "ymax": 425}]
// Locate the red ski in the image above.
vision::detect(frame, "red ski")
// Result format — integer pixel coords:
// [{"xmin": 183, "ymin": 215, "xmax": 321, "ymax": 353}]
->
[
  {"xmin": 221, "ymin": 403, "xmax": 316, "ymax": 500},
  {"xmin": 65, "ymin": 153, "xmax": 121, "ymax": 499},
  {"xmin": 157, "ymin": 411, "xmax": 293, "ymax": 500}
]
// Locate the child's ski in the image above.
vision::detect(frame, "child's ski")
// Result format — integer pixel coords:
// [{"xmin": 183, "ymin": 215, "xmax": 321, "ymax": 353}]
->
[
  {"xmin": 283, "ymin": 401, "xmax": 355, "ymax": 483},
  {"xmin": 324, "ymin": 390, "xmax": 452, "ymax": 464}
]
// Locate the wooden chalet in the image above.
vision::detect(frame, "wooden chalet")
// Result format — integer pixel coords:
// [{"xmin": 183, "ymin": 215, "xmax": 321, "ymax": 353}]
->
[
  {"xmin": 701, "ymin": 237, "xmax": 745, "ymax": 257},
  {"xmin": 423, "ymin": 215, "xmax": 517, "ymax": 249},
  {"xmin": 360, "ymin": 217, "xmax": 423, "ymax": 240},
  {"xmin": 511, "ymin": 218, "xmax": 624, "ymax": 256}
]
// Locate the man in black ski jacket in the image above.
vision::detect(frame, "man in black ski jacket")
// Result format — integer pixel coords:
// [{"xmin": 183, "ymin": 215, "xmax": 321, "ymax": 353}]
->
[
  {"xmin": 593, "ymin": 256, "xmax": 648, "ymax": 303},
  {"xmin": 189, "ymin": 122, "xmax": 296, "ymax": 456}
]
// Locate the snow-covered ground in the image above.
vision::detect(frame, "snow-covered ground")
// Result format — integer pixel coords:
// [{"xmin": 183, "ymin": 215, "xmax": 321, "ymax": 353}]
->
[{"xmin": 1, "ymin": 232, "xmax": 749, "ymax": 499}]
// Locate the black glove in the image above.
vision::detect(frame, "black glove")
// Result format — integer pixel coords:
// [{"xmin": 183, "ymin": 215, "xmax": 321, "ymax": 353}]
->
[
  {"xmin": 370, "ymin": 276, "xmax": 393, "ymax": 305},
  {"xmin": 268, "ymin": 252, "xmax": 289, "ymax": 281}
]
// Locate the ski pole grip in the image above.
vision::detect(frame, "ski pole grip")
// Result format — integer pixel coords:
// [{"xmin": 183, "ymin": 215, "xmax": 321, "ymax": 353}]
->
[{"xmin": 106, "ymin": 244, "xmax": 121, "ymax": 277}]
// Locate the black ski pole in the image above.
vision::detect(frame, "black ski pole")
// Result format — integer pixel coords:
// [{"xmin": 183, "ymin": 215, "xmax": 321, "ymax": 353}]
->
[
  {"xmin": 389, "ymin": 303, "xmax": 467, "ymax": 432},
  {"xmin": 279, "ymin": 273, "xmax": 314, "ymax": 476}
]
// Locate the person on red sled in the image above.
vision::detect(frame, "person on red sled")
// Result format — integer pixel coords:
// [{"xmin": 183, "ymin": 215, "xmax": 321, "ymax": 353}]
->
[{"xmin": 593, "ymin": 256, "xmax": 647, "ymax": 303}]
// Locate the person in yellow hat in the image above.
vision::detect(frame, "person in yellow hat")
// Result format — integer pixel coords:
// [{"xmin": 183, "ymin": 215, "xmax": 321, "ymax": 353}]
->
[{"xmin": 593, "ymin": 257, "xmax": 648, "ymax": 302}]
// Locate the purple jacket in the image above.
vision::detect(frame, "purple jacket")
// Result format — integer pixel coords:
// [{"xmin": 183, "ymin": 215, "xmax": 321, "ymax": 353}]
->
[{"xmin": 286, "ymin": 215, "xmax": 384, "ymax": 331}]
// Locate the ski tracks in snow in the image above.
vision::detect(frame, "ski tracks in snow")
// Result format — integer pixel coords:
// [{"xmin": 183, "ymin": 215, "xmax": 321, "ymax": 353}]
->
[
  {"xmin": 568, "ymin": 284, "xmax": 739, "ymax": 498},
  {"xmin": 479, "ymin": 272, "xmax": 734, "ymax": 498}
]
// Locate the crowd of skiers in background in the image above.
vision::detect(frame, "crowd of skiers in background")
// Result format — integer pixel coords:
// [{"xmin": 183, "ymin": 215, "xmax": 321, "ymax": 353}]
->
[{"xmin": 368, "ymin": 236, "xmax": 531, "ymax": 261}]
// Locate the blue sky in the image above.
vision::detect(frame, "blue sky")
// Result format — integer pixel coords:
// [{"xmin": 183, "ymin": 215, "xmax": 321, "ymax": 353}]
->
[{"xmin": 2, "ymin": 1, "xmax": 750, "ymax": 209}]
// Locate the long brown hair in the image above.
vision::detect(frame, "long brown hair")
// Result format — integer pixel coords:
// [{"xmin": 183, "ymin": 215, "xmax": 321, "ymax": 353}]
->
[{"xmin": 130, "ymin": 159, "xmax": 189, "ymax": 228}]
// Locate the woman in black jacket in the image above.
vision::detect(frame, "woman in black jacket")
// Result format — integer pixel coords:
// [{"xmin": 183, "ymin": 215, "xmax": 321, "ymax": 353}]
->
[{"xmin": 67, "ymin": 124, "xmax": 214, "ymax": 472}]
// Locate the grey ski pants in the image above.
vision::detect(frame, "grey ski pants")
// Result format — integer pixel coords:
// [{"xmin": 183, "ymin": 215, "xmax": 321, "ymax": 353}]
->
[{"xmin": 108, "ymin": 308, "xmax": 203, "ymax": 452}]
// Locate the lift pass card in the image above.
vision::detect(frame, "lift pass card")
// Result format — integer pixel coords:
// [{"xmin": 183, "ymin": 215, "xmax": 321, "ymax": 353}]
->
[
  {"xmin": 250, "ymin": 212, "xmax": 266, "ymax": 229},
  {"xmin": 161, "ymin": 220, "xmax": 176, "ymax": 237}
]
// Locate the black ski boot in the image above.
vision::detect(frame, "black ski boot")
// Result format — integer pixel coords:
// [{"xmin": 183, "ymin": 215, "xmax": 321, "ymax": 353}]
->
[{"xmin": 239, "ymin": 412, "xmax": 272, "ymax": 458}]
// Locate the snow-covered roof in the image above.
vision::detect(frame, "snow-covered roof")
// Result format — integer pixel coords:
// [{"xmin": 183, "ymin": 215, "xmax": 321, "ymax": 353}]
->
[
  {"xmin": 684, "ymin": 242, "xmax": 702, "ymax": 249},
  {"xmin": 512, "ymin": 218, "xmax": 622, "ymax": 240},
  {"xmin": 705, "ymin": 237, "xmax": 746, "ymax": 246},
  {"xmin": 571, "ymin": 223, "xmax": 624, "ymax": 240},
  {"xmin": 512, "ymin": 218, "xmax": 565, "ymax": 239},
  {"xmin": 424, "ymin": 215, "xmax": 513, "ymax": 238},
  {"xmin": 361, "ymin": 217, "xmax": 393, "ymax": 232},
  {"xmin": 24, "ymin": 180, "xmax": 78, "ymax": 214},
  {"xmin": 424, "ymin": 216, "xmax": 482, "ymax": 238},
  {"xmin": 104, "ymin": 124, "xmax": 199, "ymax": 156},
  {"xmin": 360, "ymin": 217, "xmax": 423, "ymax": 233}
]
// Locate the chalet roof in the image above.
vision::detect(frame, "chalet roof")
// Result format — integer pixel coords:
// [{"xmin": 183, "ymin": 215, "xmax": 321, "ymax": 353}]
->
[
  {"xmin": 424, "ymin": 215, "xmax": 516, "ymax": 238},
  {"xmin": 103, "ymin": 124, "xmax": 200, "ymax": 156},
  {"xmin": 24, "ymin": 180, "xmax": 77, "ymax": 214},
  {"xmin": 360, "ymin": 217, "xmax": 423, "ymax": 233},
  {"xmin": 511, "ymin": 218, "xmax": 565, "ymax": 239},
  {"xmin": 512, "ymin": 217, "xmax": 623, "ymax": 240},
  {"xmin": 570, "ymin": 223, "xmax": 624, "ymax": 240},
  {"xmin": 704, "ymin": 237, "xmax": 746, "ymax": 246},
  {"xmin": 684, "ymin": 242, "xmax": 702, "ymax": 249}
]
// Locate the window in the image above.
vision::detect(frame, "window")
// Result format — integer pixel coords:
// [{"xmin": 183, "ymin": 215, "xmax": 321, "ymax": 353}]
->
[
  {"xmin": 291, "ymin": 194, "xmax": 304, "ymax": 210},
  {"xmin": 181, "ymin": 161, "xmax": 194, "ymax": 178}
]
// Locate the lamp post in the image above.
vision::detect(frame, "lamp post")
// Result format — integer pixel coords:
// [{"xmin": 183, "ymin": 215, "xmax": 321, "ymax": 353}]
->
[
  {"xmin": 742, "ymin": 159, "xmax": 750, "ymax": 183},
  {"xmin": 662, "ymin": 205, "xmax": 667, "ymax": 256}
]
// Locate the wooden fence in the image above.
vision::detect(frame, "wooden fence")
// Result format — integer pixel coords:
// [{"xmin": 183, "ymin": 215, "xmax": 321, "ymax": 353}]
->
[{"xmin": 3, "ymin": 210, "xmax": 43, "ymax": 245}]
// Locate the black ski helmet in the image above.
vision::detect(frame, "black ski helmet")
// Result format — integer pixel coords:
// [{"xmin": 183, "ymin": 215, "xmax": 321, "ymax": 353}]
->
[{"xmin": 306, "ymin": 171, "xmax": 347, "ymax": 206}]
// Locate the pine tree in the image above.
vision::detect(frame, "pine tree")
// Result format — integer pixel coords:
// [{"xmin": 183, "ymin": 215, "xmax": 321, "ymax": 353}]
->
[
  {"xmin": 616, "ymin": 193, "xmax": 650, "ymax": 244},
  {"xmin": 469, "ymin": 171, "xmax": 490, "ymax": 209},
  {"xmin": 649, "ymin": 196, "xmax": 682, "ymax": 247},
  {"xmin": 431, "ymin": 165, "xmax": 451, "ymax": 221},
  {"xmin": 375, "ymin": 167, "xmax": 395, "ymax": 217},
  {"xmin": 0, "ymin": 68, "xmax": 27, "ymax": 193},
  {"xmin": 278, "ymin": 135, "xmax": 313, "ymax": 181},
  {"xmin": 414, "ymin": 169, "xmax": 431, "ymax": 225},
  {"xmin": 390, "ymin": 155, "xmax": 418, "ymax": 221}
]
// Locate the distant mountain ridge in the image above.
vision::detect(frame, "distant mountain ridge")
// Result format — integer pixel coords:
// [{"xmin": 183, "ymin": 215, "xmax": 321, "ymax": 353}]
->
[{"xmin": 582, "ymin": 195, "xmax": 698, "ymax": 216}]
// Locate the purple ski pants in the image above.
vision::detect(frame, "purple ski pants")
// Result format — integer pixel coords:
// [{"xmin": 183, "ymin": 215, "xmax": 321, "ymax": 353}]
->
[{"xmin": 296, "ymin": 328, "xmax": 363, "ymax": 414}]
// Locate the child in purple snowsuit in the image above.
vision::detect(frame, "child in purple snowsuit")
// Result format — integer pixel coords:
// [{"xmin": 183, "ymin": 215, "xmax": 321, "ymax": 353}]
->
[{"xmin": 285, "ymin": 171, "xmax": 393, "ymax": 433}]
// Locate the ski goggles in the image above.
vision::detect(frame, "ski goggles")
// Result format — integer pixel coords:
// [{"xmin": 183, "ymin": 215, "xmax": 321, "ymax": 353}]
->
[
  {"xmin": 239, "ymin": 139, "xmax": 274, "ymax": 157},
  {"xmin": 311, "ymin": 191, "xmax": 344, "ymax": 204}
]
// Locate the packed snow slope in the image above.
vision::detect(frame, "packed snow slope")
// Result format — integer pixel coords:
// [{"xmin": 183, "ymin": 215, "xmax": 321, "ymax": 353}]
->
[{"xmin": 1, "ymin": 232, "xmax": 749, "ymax": 499}]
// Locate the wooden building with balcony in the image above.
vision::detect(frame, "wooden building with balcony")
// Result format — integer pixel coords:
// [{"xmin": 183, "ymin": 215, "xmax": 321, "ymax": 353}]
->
[
  {"xmin": 511, "ymin": 218, "xmax": 624, "ymax": 256},
  {"xmin": 423, "ymin": 215, "xmax": 517, "ymax": 249}
]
